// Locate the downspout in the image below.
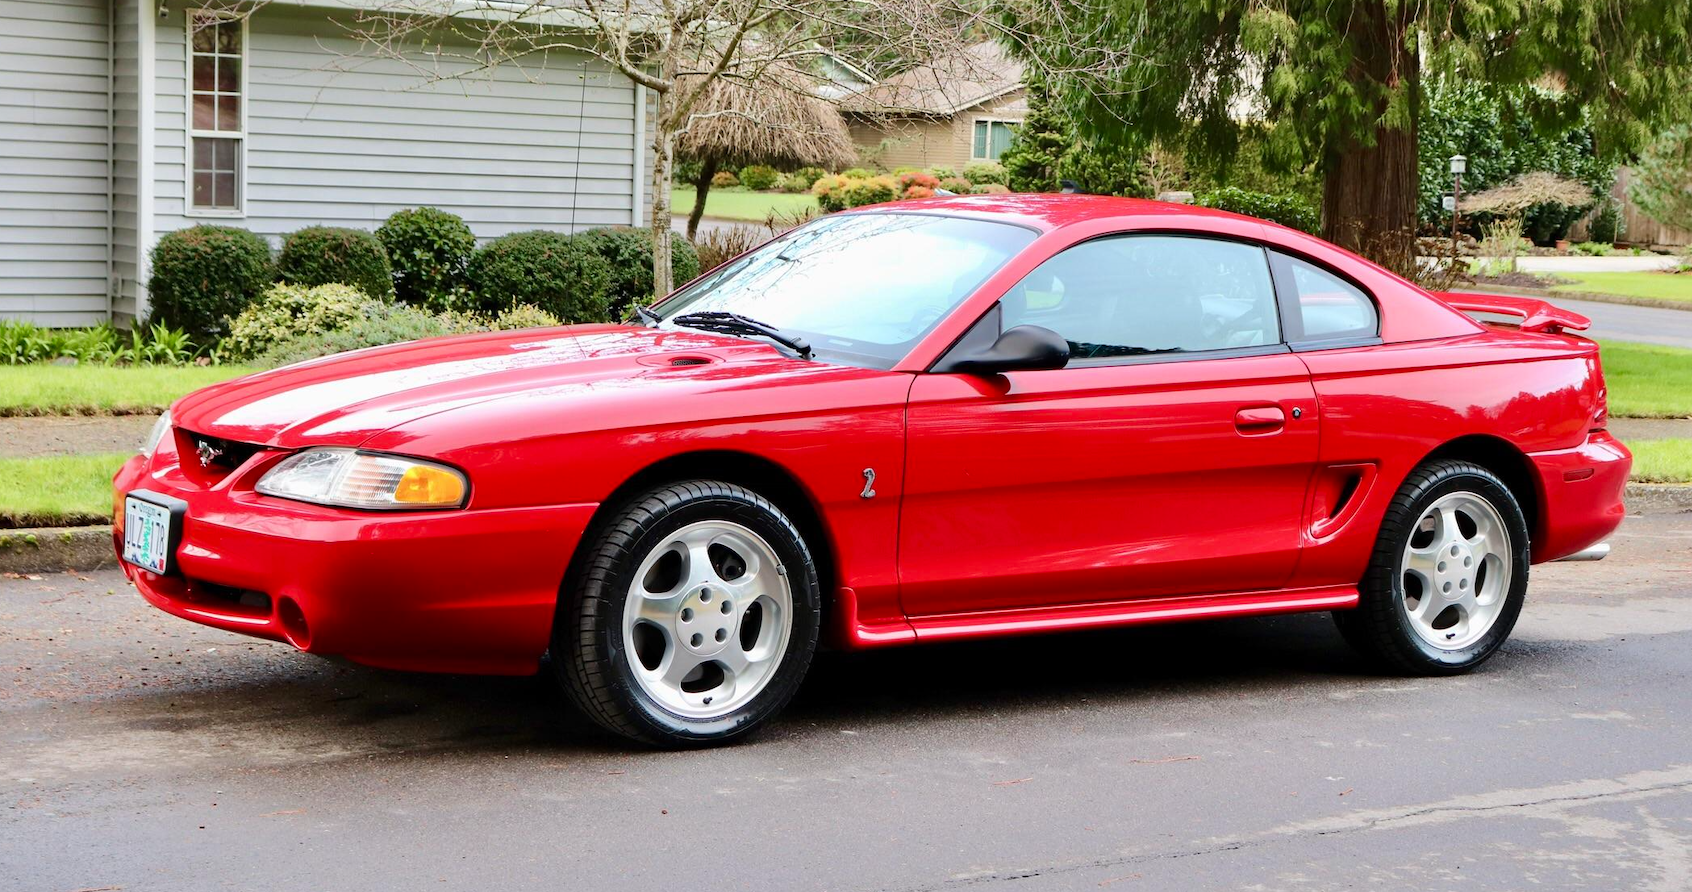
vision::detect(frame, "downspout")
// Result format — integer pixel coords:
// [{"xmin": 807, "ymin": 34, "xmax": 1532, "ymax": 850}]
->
[{"xmin": 135, "ymin": 0, "xmax": 157, "ymax": 326}]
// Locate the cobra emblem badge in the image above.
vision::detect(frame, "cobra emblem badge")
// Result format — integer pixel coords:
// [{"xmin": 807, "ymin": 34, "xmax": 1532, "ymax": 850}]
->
[
  {"xmin": 860, "ymin": 468, "xmax": 877, "ymax": 499},
  {"xmin": 196, "ymin": 439, "xmax": 223, "ymax": 468}
]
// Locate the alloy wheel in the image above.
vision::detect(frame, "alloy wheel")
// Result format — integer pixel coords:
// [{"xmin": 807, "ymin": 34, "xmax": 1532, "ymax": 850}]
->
[{"xmin": 1398, "ymin": 491, "xmax": 1513, "ymax": 651}]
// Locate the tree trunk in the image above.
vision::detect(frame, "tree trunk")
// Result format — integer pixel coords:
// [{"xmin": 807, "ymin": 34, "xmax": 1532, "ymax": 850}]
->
[
  {"xmin": 687, "ymin": 156, "xmax": 718, "ymax": 241},
  {"xmin": 1319, "ymin": 1, "xmax": 1419, "ymax": 276},
  {"xmin": 648, "ymin": 89, "xmax": 676, "ymax": 300}
]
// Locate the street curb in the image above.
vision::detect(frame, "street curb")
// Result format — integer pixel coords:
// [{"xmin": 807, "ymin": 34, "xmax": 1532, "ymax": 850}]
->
[
  {"xmin": 1626, "ymin": 483, "xmax": 1692, "ymax": 515},
  {"xmin": 1467, "ymin": 283, "xmax": 1692, "ymax": 313},
  {"xmin": 1, "ymin": 488, "xmax": 1687, "ymax": 575},
  {"xmin": 0, "ymin": 525, "xmax": 114, "ymax": 574}
]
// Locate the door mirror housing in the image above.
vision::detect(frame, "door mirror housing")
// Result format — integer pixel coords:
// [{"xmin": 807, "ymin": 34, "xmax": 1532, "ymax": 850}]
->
[{"xmin": 935, "ymin": 324, "xmax": 1070, "ymax": 375}]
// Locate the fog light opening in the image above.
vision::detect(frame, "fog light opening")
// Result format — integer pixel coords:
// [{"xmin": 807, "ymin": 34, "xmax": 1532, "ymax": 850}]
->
[{"xmin": 276, "ymin": 597, "xmax": 312, "ymax": 651}]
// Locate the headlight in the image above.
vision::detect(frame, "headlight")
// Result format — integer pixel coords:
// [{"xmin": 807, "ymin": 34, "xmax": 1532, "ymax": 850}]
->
[
  {"xmin": 142, "ymin": 410, "xmax": 172, "ymax": 455},
  {"xmin": 255, "ymin": 448, "xmax": 468, "ymax": 510}
]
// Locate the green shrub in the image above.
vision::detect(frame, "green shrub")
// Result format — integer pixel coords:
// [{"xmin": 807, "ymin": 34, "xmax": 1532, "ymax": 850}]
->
[
  {"xmin": 673, "ymin": 158, "xmax": 704, "ymax": 185},
  {"xmin": 376, "ymin": 207, "xmax": 476, "ymax": 310},
  {"xmin": 277, "ymin": 226, "xmax": 394, "ymax": 300},
  {"xmin": 146, "ymin": 225, "xmax": 274, "ymax": 339},
  {"xmin": 844, "ymin": 176, "xmax": 899, "ymax": 208},
  {"xmin": 791, "ymin": 167, "xmax": 827, "ymax": 188},
  {"xmin": 811, "ymin": 174, "xmax": 853, "ymax": 212},
  {"xmin": 970, "ymin": 183, "xmax": 1011, "ymax": 195},
  {"xmin": 574, "ymin": 227, "xmax": 702, "ymax": 316},
  {"xmin": 489, "ymin": 303, "xmax": 562, "ymax": 330},
  {"xmin": 841, "ymin": 167, "xmax": 875, "ymax": 179},
  {"xmin": 939, "ymin": 177, "xmax": 974, "ymax": 194},
  {"xmin": 962, "ymin": 162, "xmax": 1009, "ymax": 186},
  {"xmin": 711, "ymin": 170, "xmax": 740, "ymax": 188},
  {"xmin": 253, "ymin": 302, "xmax": 483, "ymax": 368},
  {"xmin": 1570, "ymin": 241, "xmax": 1614, "ymax": 256},
  {"xmin": 218, "ymin": 282, "xmax": 375, "ymax": 362},
  {"xmin": 1196, "ymin": 187, "xmax": 1321, "ymax": 234},
  {"xmin": 466, "ymin": 230, "xmax": 614, "ymax": 323},
  {"xmin": 928, "ymin": 166, "xmax": 959, "ymax": 182},
  {"xmin": 776, "ymin": 173, "xmax": 812, "ymax": 193},
  {"xmin": 1588, "ymin": 199, "xmax": 1624, "ymax": 245},
  {"xmin": 738, "ymin": 164, "xmax": 780, "ymax": 191}
]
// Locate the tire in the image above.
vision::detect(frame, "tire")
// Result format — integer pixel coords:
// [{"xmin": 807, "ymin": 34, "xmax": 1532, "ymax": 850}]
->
[
  {"xmin": 554, "ymin": 480, "xmax": 822, "ymax": 747},
  {"xmin": 1334, "ymin": 460, "xmax": 1531, "ymax": 674}
]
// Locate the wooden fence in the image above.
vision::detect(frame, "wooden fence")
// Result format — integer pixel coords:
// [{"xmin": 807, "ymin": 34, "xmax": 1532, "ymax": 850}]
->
[{"xmin": 1569, "ymin": 166, "xmax": 1691, "ymax": 247}]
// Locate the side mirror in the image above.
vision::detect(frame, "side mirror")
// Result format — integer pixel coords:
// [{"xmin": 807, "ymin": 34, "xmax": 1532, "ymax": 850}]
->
[{"xmin": 937, "ymin": 324, "xmax": 1070, "ymax": 375}]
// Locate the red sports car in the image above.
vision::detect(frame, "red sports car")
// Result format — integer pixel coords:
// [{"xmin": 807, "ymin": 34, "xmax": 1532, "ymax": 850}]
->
[{"xmin": 114, "ymin": 195, "xmax": 1627, "ymax": 747}]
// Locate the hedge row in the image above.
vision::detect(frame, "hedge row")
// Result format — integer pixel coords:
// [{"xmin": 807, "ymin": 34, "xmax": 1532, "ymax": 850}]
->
[{"xmin": 146, "ymin": 210, "xmax": 698, "ymax": 339}]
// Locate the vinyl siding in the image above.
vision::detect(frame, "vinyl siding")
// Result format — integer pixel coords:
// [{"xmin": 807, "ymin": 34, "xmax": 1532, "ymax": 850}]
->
[
  {"xmin": 152, "ymin": 5, "xmax": 639, "ymax": 247},
  {"xmin": 847, "ymin": 90, "xmax": 1026, "ymax": 173},
  {"xmin": 112, "ymin": 0, "xmax": 139, "ymax": 321},
  {"xmin": 0, "ymin": 0, "xmax": 112, "ymax": 326}
]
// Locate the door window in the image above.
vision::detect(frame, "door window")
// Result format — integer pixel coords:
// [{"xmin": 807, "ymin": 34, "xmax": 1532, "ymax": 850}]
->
[{"xmin": 1000, "ymin": 235, "xmax": 1280, "ymax": 361}]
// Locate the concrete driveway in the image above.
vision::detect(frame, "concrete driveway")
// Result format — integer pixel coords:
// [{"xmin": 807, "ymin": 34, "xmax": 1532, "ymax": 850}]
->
[{"xmin": 5, "ymin": 514, "xmax": 1692, "ymax": 890}]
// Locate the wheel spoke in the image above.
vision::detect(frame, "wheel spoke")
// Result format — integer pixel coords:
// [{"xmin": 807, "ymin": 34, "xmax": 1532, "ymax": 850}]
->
[
  {"xmin": 635, "ymin": 591, "xmax": 686, "ymax": 625},
  {"xmin": 1404, "ymin": 547, "xmax": 1440, "ymax": 582},
  {"xmin": 660, "ymin": 647, "xmax": 707, "ymax": 687}
]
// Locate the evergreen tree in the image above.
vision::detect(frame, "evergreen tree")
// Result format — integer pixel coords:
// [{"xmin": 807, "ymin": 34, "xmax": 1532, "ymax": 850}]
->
[
  {"xmin": 1001, "ymin": 76, "xmax": 1072, "ymax": 193},
  {"xmin": 998, "ymin": 0, "xmax": 1692, "ymax": 272}
]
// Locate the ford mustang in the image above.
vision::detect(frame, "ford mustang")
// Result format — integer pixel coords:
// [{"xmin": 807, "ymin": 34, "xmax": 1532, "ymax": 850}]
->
[{"xmin": 114, "ymin": 195, "xmax": 1628, "ymax": 747}]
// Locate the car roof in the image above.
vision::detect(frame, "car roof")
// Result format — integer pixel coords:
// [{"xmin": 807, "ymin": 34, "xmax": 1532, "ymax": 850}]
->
[{"xmin": 847, "ymin": 193, "xmax": 1261, "ymax": 234}]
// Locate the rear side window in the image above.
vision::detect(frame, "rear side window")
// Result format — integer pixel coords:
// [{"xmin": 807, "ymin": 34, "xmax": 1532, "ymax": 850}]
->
[
  {"xmin": 1001, "ymin": 235, "xmax": 1281, "ymax": 361},
  {"xmin": 1273, "ymin": 253, "xmax": 1378, "ymax": 344}
]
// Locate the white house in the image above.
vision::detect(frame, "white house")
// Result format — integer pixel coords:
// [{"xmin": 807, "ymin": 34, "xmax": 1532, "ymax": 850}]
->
[{"xmin": 1, "ymin": 0, "xmax": 649, "ymax": 327}]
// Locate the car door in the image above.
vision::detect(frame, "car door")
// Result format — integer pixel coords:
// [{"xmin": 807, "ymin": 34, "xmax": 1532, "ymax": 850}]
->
[{"xmin": 899, "ymin": 233, "xmax": 1320, "ymax": 617}]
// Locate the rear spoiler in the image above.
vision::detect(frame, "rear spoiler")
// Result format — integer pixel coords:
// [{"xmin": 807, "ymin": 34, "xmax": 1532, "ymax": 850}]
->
[{"xmin": 1432, "ymin": 291, "xmax": 1592, "ymax": 334}]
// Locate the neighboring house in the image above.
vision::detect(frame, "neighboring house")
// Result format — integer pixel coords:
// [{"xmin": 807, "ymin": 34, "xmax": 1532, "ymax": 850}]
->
[
  {"xmin": 839, "ymin": 41, "xmax": 1025, "ymax": 172},
  {"xmin": 1, "ymin": 0, "xmax": 648, "ymax": 327}
]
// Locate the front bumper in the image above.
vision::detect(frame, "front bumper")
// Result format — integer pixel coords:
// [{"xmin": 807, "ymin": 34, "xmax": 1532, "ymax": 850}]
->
[
  {"xmin": 114, "ymin": 451, "xmax": 595, "ymax": 675},
  {"xmin": 1527, "ymin": 429, "xmax": 1630, "ymax": 563}
]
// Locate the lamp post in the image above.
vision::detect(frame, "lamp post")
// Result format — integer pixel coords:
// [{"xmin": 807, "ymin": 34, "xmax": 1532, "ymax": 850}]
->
[{"xmin": 1449, "ymin": 154, "xmax": 1467, "ymax": 246}]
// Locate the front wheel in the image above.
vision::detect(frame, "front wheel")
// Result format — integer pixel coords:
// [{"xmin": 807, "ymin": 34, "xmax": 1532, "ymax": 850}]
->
[
  {"xmin": 555, "ymin": 480, "xmax": 821, "ymax": 747},
  {"xmin": 1335, "ymin": 460, "xmax": 1530, "ymax": 674}
]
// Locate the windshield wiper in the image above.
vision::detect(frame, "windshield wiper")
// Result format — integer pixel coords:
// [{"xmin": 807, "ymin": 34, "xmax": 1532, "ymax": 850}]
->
[
  {"xmin": 632, "ymin": 305, "xmax": 661, "ymax": 327},
  {"xmin": 671, "ymin": 311, "xmax": 813, "ymax": 359}
]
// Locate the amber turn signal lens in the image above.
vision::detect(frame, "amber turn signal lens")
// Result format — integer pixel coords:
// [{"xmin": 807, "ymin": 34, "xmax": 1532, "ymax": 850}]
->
[{"xmin": 394, "ymin": 464, "xmax": 466, "ymax": 506}]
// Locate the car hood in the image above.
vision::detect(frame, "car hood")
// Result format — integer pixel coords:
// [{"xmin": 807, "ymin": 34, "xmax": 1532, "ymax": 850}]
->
[{"xmin": 170, "ymin": 324, "xmax": 803, "ymax": 449}]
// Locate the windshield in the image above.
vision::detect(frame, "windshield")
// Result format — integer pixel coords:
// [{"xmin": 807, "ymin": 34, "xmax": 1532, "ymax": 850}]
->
[{"xmin": 655, "ymin": 212, "xmax": 1037, "ymax": 367}]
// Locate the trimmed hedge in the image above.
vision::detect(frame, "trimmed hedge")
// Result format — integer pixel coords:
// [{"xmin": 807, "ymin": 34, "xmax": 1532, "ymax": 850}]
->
[
  {"xmin": 277, "ymin": 226, "xmax": 395, "ymax": 299},
  {"xmin": 466, "ymin": 230, "xmax": 614, "ymax": 322},
  {"xmin": 218, "ymin": 282, "xmax": 372, "ymax": 363},
  {"xmin": 574, "ymin": 227, "xmax": 701, "ymax": 316},
  {"xmin": 738, "ymin": 164, "xmax": 779, "ymax": 191},
  {"xmin": 376, "ymin": 207, "xmax": 476, "ymax": 310},
  {"xmin": 962, "ymin": 162, "xmax": 1009, "ymax": 185},
  {"xmin": 146, "ymin": 224, "xmax": 275, "ymax": 339},
  {"xmin": 1196, "ymin": 187, "xmax": 1321, "ymax": 234}
]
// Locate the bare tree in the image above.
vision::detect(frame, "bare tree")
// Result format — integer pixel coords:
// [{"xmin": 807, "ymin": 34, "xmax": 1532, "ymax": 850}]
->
[{"xmin": 224, "ymin": 0, "xmax": 987, "ymax": 300}]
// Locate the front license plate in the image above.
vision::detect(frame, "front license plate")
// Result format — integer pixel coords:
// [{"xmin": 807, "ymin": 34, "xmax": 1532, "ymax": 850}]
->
[{"xmin": 122, "ymin": 492, "xmax": 183, "ymax": 575}]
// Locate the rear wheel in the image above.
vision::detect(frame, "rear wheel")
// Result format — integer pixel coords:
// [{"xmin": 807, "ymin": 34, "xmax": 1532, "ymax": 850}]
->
[
  {"xmin": 1335, "ymin": 460, "xmax": 1530, "ymax": 674},
  {"xmin": 555, "ymin": 481, "xmax": 821, "ymax": 747}
]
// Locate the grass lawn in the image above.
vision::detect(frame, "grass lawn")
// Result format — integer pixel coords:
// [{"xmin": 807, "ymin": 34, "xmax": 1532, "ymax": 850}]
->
[
  {"xmin": 1552, "ymin": 271, "xmax": 1692, "ymax": 302},
  {"xmin": 670, "ymin": 186, "xmax": 817, "ymax": 222},
  {"xmin": 1627, "ymin": 439, "xmax": 1692, "ymax": 483},
  {"xmin": 0, "ymin": 364, "xmax": 254, "ymax": 416},
  {"xmin": 1597, "ymin": 340, "xmax": 1692, "ymax": 419},
  {"xmin": 0, "ymin": 453, "xmax": 130, "ymax": 527}
]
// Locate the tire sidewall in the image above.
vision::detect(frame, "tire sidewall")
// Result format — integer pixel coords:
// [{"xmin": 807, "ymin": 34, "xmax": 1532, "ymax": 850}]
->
[
  {"xmin": 575, "ymin": 489, "xmax": 821, "ymax": 745},
  {"xmin": 1379, "ymin": 468, "xmax": 1530, "ymax": 671}
]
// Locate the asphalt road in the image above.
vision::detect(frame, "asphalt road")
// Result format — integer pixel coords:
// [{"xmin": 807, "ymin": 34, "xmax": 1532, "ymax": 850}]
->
[
  {"xmin": 1556, "ymin": 296, "xmax": 1692, "ymax": 349},
  {"xmin": 6, "ymin": 514, "xmax": 1692, "ymax": 891}
]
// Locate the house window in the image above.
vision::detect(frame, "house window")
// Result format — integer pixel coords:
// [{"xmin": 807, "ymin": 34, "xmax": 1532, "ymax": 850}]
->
[
  {"xmin": 189, "ymin": 12, "xmax": 244, "ymax": 212},
  {"xmin": 972, "ymin": 119, "xmax": 1017, "ymax": 161}
]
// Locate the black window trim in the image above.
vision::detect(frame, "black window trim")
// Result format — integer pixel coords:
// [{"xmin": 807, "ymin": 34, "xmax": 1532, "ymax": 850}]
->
[
  {"xmin": 930, "ymin": 230, "xmax": 1291, "ymax": 372},
  {"xmin": 1266, "ymin": 248, "xmax": 1383, "ymax": 352}
]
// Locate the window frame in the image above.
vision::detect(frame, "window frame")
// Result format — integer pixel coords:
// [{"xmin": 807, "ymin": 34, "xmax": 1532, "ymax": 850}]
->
[
  {"xmin": 184, "ymin": 8, "xmax": 249, "ymax": 218},
  {"xmin": 1266, "ymin": 249, "xmax": 1383, "ymax": 351},
  {"xmin": 970, "ymin": 116, "xmax": 1021, "ymax": 162},
  {"xmin": 938, "ymin": 231, "xmax": 1295, "ymax": 372}
]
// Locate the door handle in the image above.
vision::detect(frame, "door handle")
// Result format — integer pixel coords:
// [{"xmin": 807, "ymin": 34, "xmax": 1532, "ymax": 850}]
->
[{"xmin": 1234, "ymin": 406, "xmax": 1286, "ymax": 435}]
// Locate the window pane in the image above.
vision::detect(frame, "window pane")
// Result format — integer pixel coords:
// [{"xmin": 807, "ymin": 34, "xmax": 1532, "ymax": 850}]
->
[
  {"xmin": 193, "ymin": 137, "xmax": 214, "ymax": 170},
  {"xmin": 191, "ymin": 17, "xmax": 217, "ymax": 53},
  {"xmin": 192, "ymin": 137, "xmax": 240, "ymax": 210},
  {"xmin": 989, "ymin": 122, "xmax": 1014, "ymax": 160},
  {"xmin": 213, "ymin": 136, "xmax": 237, "ymax": 171},
  {"xmin": 1002, "ymin": 235, "xmax": 1280, "ymax": 359},
  {"xmin": 973, "ymin": 121, "xmax": 987, "ymax": 159},
  {"xmin": 214, "ymin": 172, "xmax": 238, "ymax": 208},
  {"xmin": 1282, "ymin": 256, "xmax": 1377, "ymax": 340},
  {"xmin": 193, "ymin": 56, "xmax": 216, "ymax": 92},
  {"xmin": 217, "ymin": 95, "xmax": 241, "ymax": 131},
  {"xmin": 192, "ymin": 94, "xmax": 215, "ymax": 130},
  {"xmin": 193, "ymin": 170, "xmax": 214, "ymax": 206},
  {"xmin": 217, "ymin": 21, "xmax": 240, "ymax": 53},
  {"xmin": 217, "ymin": 57, "xmax": 241, "ymax": 94}
]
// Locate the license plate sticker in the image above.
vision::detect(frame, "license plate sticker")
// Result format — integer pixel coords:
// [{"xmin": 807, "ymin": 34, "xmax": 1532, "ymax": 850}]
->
[{"xmin": 122, "ymin": 495, "xmax": 177, "ymax": 575}]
